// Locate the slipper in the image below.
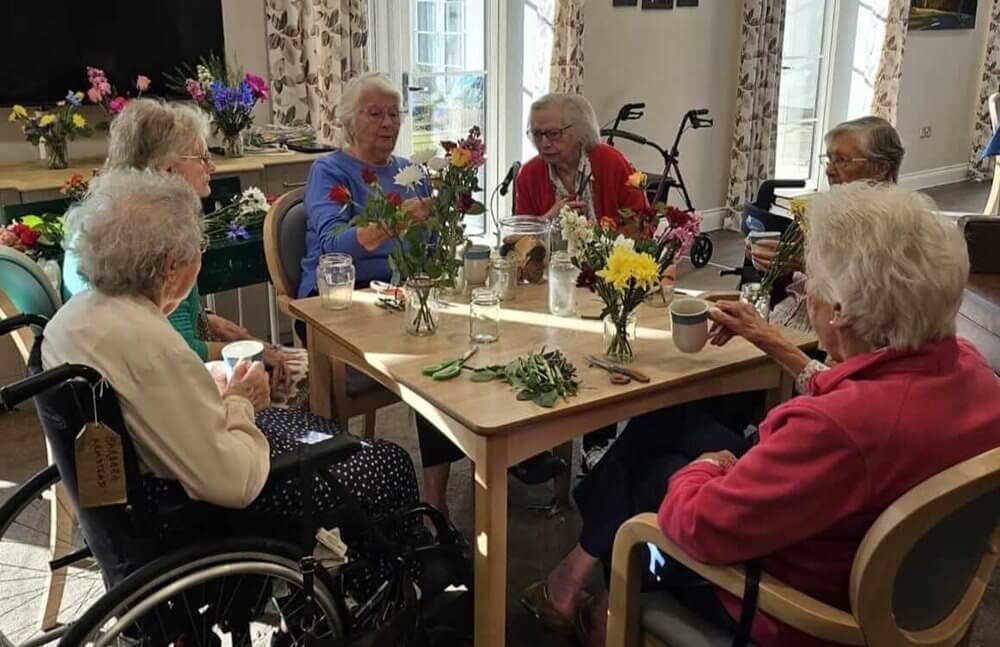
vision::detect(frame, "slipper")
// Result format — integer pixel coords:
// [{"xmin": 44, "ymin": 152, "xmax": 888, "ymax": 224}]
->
[{"xmin": 520, "ymin": 581, "xmax": 592, "ymax": 635}]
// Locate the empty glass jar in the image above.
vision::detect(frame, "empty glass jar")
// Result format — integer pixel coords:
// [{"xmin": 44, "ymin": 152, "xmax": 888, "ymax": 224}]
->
[
  {"xmin": 469, "ymin": 287, "xmax": 500, "ymax": 343},
  {"xmin": 317, "ymin": 253, "xmax": 355, "ymax": 310},
  {"xmin": 488, "ymin": 256, "xmax": 517, "ymax": 301},
  {"xmin": 547, "ymin": 251, "xmax": 578, "ymax": 316}
]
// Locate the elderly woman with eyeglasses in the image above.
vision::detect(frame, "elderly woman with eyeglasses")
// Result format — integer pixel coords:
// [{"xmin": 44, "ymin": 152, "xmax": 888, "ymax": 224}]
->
[{"xmin": 61, "ymin": 98, "xmax": 291, "ymax": 387}]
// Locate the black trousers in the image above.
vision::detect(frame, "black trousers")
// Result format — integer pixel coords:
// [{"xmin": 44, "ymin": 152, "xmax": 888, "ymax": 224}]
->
[{"xmin": 573, "ymin": 397, "xmax": 752, "ymax": 564}]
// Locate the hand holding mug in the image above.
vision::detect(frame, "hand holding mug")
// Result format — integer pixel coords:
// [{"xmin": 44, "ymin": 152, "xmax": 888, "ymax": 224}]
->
[
  {"xmin": 222, "ymin": 360, "xmax": 270, "ymax": 411},
  {"xmin": 708, "ymin": 300, "xmax": 770, "ymax": 347}
]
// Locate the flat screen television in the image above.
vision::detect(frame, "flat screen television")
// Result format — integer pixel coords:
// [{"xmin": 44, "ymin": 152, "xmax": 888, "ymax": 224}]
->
[
  {"xmin": 0, "ymin": 1, "xmax": 225, "ymax": 106},
  {"xmin": 909, "ymin": 0, "xmax": 977, "ymax": 31}
]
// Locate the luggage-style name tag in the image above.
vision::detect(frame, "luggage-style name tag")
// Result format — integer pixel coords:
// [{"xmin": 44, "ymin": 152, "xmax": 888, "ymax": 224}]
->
[{"xmin": 74, "ymin": 379, "xmax": 126, "ymax": 508}]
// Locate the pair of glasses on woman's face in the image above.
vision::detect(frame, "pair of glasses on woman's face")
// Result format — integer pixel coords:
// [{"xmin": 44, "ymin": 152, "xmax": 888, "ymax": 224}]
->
[
  {"xmin": 361, "ymin": 106, "xmax": 403, "ymax": 123},
  {"xmin": 178, "ymin": 153, "xmax": 214, "ymax": 166},
  {"xmin": 527, "ymin": 124, "xmax": 572, "ymax": 143},
  {"xmin": 819, "ymin": 154, "xmax": 869, "ymax": 169}
]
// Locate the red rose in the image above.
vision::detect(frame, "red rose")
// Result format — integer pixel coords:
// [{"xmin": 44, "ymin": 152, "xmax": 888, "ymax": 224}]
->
[
  {"xmin": 9, "ymin": 223, "xmax": 27, "ymax": 236},
  {"xmin": 328, "ymin": 185, "xmax": 352, "ymax": 205},
  {"xmin": 19, "ymin": 228, "xmax": 40, "ymax": 246},
  {"xmin": 361, "ymin": 167, "xmax": 378, "ymax": 184},
  {"xmin": 266, "ymin": 194, "xmax": 278, "ymax": 205},
  {"xmin": 454, "ymin": 192, "xmax": 473, "ymax": 213},
  {"xmin": 386, "ymin": 191, "xmax": 403, "ymax": 207},
  {"xmin": 665, "ymin": 207, "xmax": 692, "ymax": 228}
]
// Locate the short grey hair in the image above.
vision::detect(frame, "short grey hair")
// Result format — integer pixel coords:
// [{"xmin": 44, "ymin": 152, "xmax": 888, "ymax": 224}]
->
[
  {"xmin": 805, "ymin": 182, "xmax": 968, "ymax": 350},
  {"xmin": 336, "ymin": 72, "xmax": 401, "ymax": 145},
  {"xmin": 530, "ymin": 93, "xmax": 602, "ymax": 152},
  {"xmin": 67, "ymin": 169, "xmax": 204, "ymax": 299},
  {"xmin": 825, "ymin": 116, "xmax": 905, "ymax": 183},
  {"xmin": 105, "ymin": 98, "xmax": 210, "ymax": 171}
]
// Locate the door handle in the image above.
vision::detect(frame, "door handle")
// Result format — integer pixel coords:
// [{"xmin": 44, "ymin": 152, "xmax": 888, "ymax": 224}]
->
[{"xmin": 401, "ymin": 72, "xmax": 427, "ymax": 111}]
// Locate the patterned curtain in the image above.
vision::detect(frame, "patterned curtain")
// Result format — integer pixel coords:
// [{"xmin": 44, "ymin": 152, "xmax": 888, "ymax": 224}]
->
[
  {"xmin": 265, "ymin": 0, "xmax": 370, "ymax": 146},
  {"xmin": 549, "ymin": 0, "xmax": 585, "ymax": 94},
  {"xmin": 969, "ymin": 0, "xmax": 1000, "ymax": 179},
  {"xmin": 870, "ymin": 0, "xmax": 911, "ymax": 123},
  {"xmin": 725, "ymin": 0, "xmax": 786, "ymax": 229}
]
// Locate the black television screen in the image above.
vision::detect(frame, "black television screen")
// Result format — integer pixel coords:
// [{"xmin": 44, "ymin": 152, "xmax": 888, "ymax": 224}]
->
[
  {"xmin": 909, "ymin": 0, "xmax": 978, "ymax": 30},
  {"xmin": 0, "ymin": 1, "xmax": 225, "ymax": 105}
]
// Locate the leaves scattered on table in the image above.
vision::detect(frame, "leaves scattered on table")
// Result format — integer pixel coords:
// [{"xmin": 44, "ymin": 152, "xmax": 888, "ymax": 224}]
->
[{"xmin": 471, "ymin": 347, "xmax": 580, "ymax": 408}]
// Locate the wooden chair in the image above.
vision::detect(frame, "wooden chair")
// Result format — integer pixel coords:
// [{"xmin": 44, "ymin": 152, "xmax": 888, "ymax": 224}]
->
[
  {"xmin": 263, "ymin": 188, "xmax": 399, "ymax": 438},
  {"xmin": 0, "ymin": 254, "xmax": 79, "ymax": 633},
  {"xmin": 984, "ymin": 92, "xmax": 1000, "ymax": 217},
  {"xmin": 607, "ymin": 447, "xmax": 1000, "ymax": 646}
]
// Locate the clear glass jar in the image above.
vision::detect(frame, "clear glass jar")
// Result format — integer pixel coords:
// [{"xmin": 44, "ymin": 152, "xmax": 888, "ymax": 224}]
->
[
  {"xmin": 603, "ymin": 311, "xmax": 638, "ymax": 364},
  {"xmin": 488, "ymin": 256, "xmax": 517, "ymax": 301},
  {"xmin": 499, "ymin": 216, "xmax": 549, "ymax": 284},
  {"xmin": 469, "ymin": 287, "xmax": 500, "ymax": 343},
  {"xmin": 740, "ymin": 282, "xmax": 771, "ymax": 320},
  {"xmin": 548, "ymin": 215, "xmax": 569, "ymax": 255},
  {"xmin": 405, "ymin": 275, "xmax": 439, "ymax": 336},
  {"xmin": 547, "ymin": 251, "xmax": 578, "ymax": 317},
  {"xmin": 317, "ymin": 253, "xmax": 355, "ymax": 310},
  {"xmin": 463, "ymin": 244, "xmax": 491, "ymax": 287}
]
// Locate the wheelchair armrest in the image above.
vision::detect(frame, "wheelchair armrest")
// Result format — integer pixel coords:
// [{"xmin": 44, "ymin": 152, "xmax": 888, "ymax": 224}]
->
[
  {"xmin": 267, "ymin": 433, "xmax": 364, "ymax": 483},
  {"xmin": 608, "ymin": 513, "xmax": 865, "ymax": 646},
  {"xmin": 0, "ymin": 363, "xmax": 103, "ymax": 412},
  {"xmin": 0, "ymin": 313, "xmax": 48, "ymax": 338}
]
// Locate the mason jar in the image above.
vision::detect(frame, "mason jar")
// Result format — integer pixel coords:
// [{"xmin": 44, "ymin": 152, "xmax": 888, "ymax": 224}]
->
[
  {"xmin": 469, "ymin": 287, "xmax": 500, "ymax": 343},
  {"xmin": 488, "ymin": 255, "xmax": 517, "ymax": 301},
  {"xmin": 547, "ymin": 251, "xmax": 578, "ymax": 317},
  {"xmin": 463, "ymin": 244, "xmax": 491, "ymax": 287},
  {"xmin": 499, "ymin": 216, "xmax": 549, "ymax": 284},
  {"xmin": 316, "ymin": 253, "xmax": 355, "ymax": 310}
]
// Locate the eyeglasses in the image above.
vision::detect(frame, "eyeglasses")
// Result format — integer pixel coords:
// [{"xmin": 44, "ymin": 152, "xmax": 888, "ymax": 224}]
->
[
  {"xmin": 178, "ymin": 153, "xmax": 213, "ymax": 166},
  {"xmin": 360, "ymin": 106, "xmax": 402, "ymax": 122},
  {"xmin": 527, "ymin": 125, "xmax": 572, "ymax": 143},
  {"xmin": 820, "ymin": 154, "xmax": 869, "ymax": 168},
  {"xmin": 199, "ymin": 235, "xmax": 211, "ymax": 253}
]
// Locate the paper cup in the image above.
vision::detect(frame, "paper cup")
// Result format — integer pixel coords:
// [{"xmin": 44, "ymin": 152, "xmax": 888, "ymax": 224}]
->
[
  {"xmin": 221, "ymin": 340, "xmax": 265, "ymax": 376},
  {"xmin": 670, "ymin": 298, "xmax": 710, "ymax": 353}
]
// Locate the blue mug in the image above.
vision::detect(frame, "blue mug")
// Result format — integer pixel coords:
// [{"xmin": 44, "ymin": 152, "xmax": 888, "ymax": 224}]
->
[
  {"xmin": 221, "ymin": 340, "xmax": 265, "ymax": 375},
  {"xmin": 669, "ymin": 298, "xmax": 710, "ymax": 353}
]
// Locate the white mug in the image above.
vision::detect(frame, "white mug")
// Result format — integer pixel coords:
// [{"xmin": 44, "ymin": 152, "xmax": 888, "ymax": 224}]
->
[
  {"xmin": 221, "ymin": 340, "xmax": 265, "ymax": 377},
  {"xmin": 670, "ymin": 298, "xmax": 710, "ymax": 353}
]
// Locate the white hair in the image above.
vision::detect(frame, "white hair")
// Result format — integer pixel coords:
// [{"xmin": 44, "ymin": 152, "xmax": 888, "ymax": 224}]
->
[
  {"xmin": 530, "ymin": 93, "xmax": 602, "ymax": 152},
  {"xmin": 805, "ymin": 183, "xmax": 969, "ymax": 350},
  {"xmin": 825, "ymin": 116, "xmax": 905, "ymax": 183},
  {"xmin": 67, "ymin": 169, "xmax": 204, "ymax": 299},
  {"xmin": 105, "ymin": 98, "xmax": 210, "ymax": 171},
  {"xmin": 336, "ymin": 72, "xmax": 402, "ymax": 145}
]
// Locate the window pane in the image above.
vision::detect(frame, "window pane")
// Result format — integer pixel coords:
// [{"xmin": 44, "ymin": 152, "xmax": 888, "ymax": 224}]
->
[
  {"xmin": 417, "ymin": 34, "xmax": 435, "ymax": 67},
  {"xmin": 778, "ymin": 59, "xmax": 821, "ymax": 123},
  {"xmin": 417, "ymin": 1, "xmax": 435, "ymax": 32},
  {"xmin": 783, "ymin": 0, "xmax": 826, "ymax": 59},
  {"xmin": 445, "ymin": 35, "xmax": 462, "ymax": 67},
  {"xmin": 446, "ymin": 1, "xmax": 463, "ymax": 33},
  {"xmin": 775, "ymin": 122, "xmax": 816, "ymax": 181}
]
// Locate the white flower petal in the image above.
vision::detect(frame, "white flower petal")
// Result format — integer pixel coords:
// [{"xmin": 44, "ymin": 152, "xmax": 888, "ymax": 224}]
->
[
  {"xmin": 427, "ymin": 157, "xmax": 449, "ymax": 171},
  {"xmin": 409, "ymin": 150, "xmax": 435, "ymax": 165},
  {"xmin": 393, "ymin": 165, "xmax": 423, "ymax": 188}
]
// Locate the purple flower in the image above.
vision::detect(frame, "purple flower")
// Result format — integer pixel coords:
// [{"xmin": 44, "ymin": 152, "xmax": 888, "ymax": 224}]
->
[
  {"xmin": 210, "ymin": 80, "xmax": 256, "ymax": 114},
  {"xmin": 225, "ymin": 222, "xmax": 250, "ymax": 241},
  {"xmin": 185, "ymin": 79, "xmax": 206, "ymax": 102},
  {"xmin": 65, "ymin": 91, "xmax": 81, "ymax": 107}
]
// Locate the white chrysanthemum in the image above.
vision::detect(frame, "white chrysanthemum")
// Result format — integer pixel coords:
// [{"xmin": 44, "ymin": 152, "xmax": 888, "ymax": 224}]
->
[
  {"xmin": 427, "ymin": 157, "xmax": 449, "ymax": 172},
  {"xmin": 240, "ymin": 186, "xmax": 269, "ymax": 214},
  {"xmin": 394, "ymin": 165, "xmax": 423, "ymax": 188},
  {"xmin": 196, "ymin": 65, "xmax": 214, "ymax": 85},
  {"xmin": 409, "ymin": 150, "xmax": 435, "ymax": 166},
  {"xmin": 612, "ymin": 234, "xmax": 635, "ymax": 251}
]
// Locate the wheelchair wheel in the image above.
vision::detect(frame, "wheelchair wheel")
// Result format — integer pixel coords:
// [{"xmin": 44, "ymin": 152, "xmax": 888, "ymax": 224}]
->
[
  {"xmin": 690, "ymin": 235, "xmax": 713, "ymax": 268},
  {"xmin": 60, "ymin": 537, "xmax": 346, "ymax": 647},
  {"xmin": 0, "ymin": 465, "xmax": 105, "ymax": 647}
]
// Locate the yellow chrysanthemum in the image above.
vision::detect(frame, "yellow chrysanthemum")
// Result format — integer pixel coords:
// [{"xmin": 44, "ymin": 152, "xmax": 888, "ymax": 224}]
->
[
  {"xmin": 597, "ymin": 247, "xmax": 659, "ymax": 291},
  {"xmin": 38, "ymin": 114, "xmax": 56, "ymax": 127},
  {"xmin": 789, "ymin": 197, "xmax": 809, "ymax": 236},
  {"xmin": 72, "ymin": 114, "xmax": 87, "ymax": 128},
  {"xmin": 626, "ymin": 170, "xmax": 647, "ymax": 190},
  {"xmin": 9, "ymin": 105, "xmax": 27, "ymax": 121},
  {"xmin": 450, "ymin": 147, "xmax": 471, "ymax": 168}
]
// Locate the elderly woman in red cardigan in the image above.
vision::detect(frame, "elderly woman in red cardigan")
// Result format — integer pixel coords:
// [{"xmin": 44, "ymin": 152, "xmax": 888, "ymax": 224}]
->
[{"xmin": 525, "ymin": 183, "xmax": 1000, "ymax": 646}]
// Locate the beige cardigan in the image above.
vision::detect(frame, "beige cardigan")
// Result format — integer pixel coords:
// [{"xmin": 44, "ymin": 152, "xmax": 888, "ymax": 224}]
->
[{"xmin": 42, "ymin": 291, "xmax": 269, "ymax": 508}]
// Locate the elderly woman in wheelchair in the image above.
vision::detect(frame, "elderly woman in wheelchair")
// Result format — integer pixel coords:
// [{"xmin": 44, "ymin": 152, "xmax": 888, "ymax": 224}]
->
[{"xmin": 8, "ymin": 168, "xmax": 469, "ymax": 645}]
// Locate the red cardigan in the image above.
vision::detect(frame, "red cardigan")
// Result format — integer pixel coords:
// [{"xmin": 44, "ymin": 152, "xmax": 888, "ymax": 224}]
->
[
  {"xmin": 514, "ymin": 143, "xmax": 649, "ymax": 220},
  {"xmin": 659, "ymin": 338, "xmax": 1000, "ymax": 646}
]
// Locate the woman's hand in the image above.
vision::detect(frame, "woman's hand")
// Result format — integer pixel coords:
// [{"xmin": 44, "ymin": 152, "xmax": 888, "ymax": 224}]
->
[
  {"xmin": 692, "ymin": 450, "xmax": 739, "ymax": 471},
  {"xmin": 748, "ymin": 236, "xmax": 803, "ymax": 274},
  {"xmin": 707, "ymin": 300, "xmax": 773, "ymax": 347},
  {"xmin": 402, "ymin": 197, "xmax": 433, "ymax": 223},
  {"xmin": 544, "ymin": 197, "xmax": 586, "ymax": 220},
  {"xmin": 261, "ymin": 345, "xmax": 290, "ymax": 389},
  {"xmin": 207, "ymin": 313, "xmax": 253, "ymax": 342},
  {"xmin": 222, "ymin": 360, "xmax": 270, "ymax": 411}
]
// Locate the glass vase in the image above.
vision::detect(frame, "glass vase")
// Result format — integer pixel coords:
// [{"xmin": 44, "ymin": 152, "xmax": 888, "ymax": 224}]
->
[
  {"xmin": 222, "ymin": 131, "xmax": 245, "ymax": 158},
  {"xmin": 405, "ymin": 275, "xmax": 439, "ymax": 336},
  {"xmin": 45, "ymin": 139, "xmax": 69, "ymax": 170},
  {"xmin": 740, "ymin": 282, "xmax": 771, "ymax": 320},
  {"xmin": 603, "ymin": 311, "xmax": 638, "ymax": 364}
]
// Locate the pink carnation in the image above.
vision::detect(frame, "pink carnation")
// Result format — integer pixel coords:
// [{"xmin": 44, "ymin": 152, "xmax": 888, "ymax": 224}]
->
[
  {"xmin": 244, "ymin": 73, "xmax": 269, "ymax": 100},
  {"xmin": 108, "ymin": 97, "xmax": 128, "ymax": 114},
  {"xmin": 185, "ymin": 79, "xmax": 206, "ymax": 102},
  {"xmin": 86, "ymin": 66, "xmax": 106, "ymax": 84},
  {"xmin": 86, "ymin": 87, "xmax": 103, "ymax": 103},
  {"xmin": 135, "ymin": 75, "xmax": 151, "ymax": 92}
]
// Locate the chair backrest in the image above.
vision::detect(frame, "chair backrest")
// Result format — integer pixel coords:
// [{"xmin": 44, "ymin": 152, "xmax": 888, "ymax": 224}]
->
[
  {"xmin": 263, "ymin": 187, "xmax": 307, "ymax": 301},
  {"xmin": 0, "ymin": 246, "xmax": 61, "ymax": 318},
  {"xmin": 850, "ymin": 447, "xmax": 1000, "ymax": 645},
  {"xmin": 0, "ymin": 289, "xmax": 38, "ymax": 364},
  {"xmin": 1, "ymin": 198, "xmax": 70, "ymax": 226},
  {"xmin": 989, "ymin": 92, "xmax": 1000, "ymax": 133}
]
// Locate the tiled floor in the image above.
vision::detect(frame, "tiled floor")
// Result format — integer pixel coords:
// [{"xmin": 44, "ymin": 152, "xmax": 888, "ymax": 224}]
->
[{"xmin": 0, "ymin": 179, "xmax": 996, "ymax": 645}]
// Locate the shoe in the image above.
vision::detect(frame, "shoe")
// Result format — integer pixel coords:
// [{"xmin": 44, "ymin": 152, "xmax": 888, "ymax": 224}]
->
[
  {"xmin": 510, "ymin": 452, "xmax": 567, "ymax": 485},
  {"xmin": 580, "ymin": 443, "xmax": 611, "ymax": 474},
  {"xmin": 520, "ymin": 581, "xmax": 592, "ymax": 635}
]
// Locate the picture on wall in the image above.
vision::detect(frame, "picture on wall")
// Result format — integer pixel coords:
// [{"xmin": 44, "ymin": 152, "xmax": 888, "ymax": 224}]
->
[{"xmin": 909, "ymin": 0, "xmax": 977, "ymax": 30}]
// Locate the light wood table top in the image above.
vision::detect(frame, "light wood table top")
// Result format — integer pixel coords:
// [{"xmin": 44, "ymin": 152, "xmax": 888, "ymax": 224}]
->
[
  {"xmin": 0, "ymin": 151, "xmax": 325, "ymax": 192},
  {"xmin": 290, "ymin": 285, "xmax": 815, "ymax": 437}
]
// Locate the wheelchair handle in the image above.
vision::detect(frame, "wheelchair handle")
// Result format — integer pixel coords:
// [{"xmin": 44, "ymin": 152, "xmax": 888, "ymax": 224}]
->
[
  {"xmin": 600, "ymin": 128, "xmax": 649, "ymax": 147},
  {"xmin": 0, "ymin": 363, "xmax": 103, "ymax": 412},
  {"xmin": 0, "ymin": 313, "xmax": 48, "ymax": 338}
]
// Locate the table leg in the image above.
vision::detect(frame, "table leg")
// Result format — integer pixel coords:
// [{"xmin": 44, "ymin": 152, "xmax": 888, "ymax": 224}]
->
[
  {"xmin": 267, "ymin": 283, "xmax": 280, "ymax": 346},
  {"xmin": 308, "ymin": 329, "xmax": 333, "ymax": 419},
  {"xmin": 474, "ymin": 436, "xmax": 508, "ymax": 647}
]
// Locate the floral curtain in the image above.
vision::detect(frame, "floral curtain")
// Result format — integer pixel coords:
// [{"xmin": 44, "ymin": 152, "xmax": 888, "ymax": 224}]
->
[
  {"xmin": 725, "ymin": 0, "xmax": 787, "ymax": 229},
  {"xmin": 870, "ymin": 0, "xmax": 910, "ymax": 123},
  {"xmin": 549, "ymin": 0, "xmax": 585, "ymax": 94},
  {"xmin": 969, "ymin": 0, "xmax": 1000, "ymax": 179},
  {"xmin": 265, "ymin": 0, "xmax": 370, "ymax": 146}
]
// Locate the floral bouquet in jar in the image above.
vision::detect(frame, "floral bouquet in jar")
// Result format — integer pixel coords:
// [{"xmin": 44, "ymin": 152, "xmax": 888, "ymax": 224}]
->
[{"xmin": 202, "ymin": 187, "xmax": 275, "ymax": 244}]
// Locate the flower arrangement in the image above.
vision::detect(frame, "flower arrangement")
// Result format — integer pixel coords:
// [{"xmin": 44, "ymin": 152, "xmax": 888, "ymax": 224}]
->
[
  {"xmin": 170, "ymin": 55, "xmax": 269, "ymax": 157},
  {"xmin": 0, "ymin": 215, "xmax": 65, "ymax": 260},
  {"xmin": 203, "ymin": 187, "xmax": 274, "ymax": 244},
  {"xmin": 84, "ymin": 66, "xmax": 151, "ymax": 129},
  {"xmin": 60, "ymin": 173, "xmax": 89, "ymax": 204},
  {"xmin": 327, "ymin": 126, "xmax": 486, "ymax": 335},
  {"xmin": 8, "ymin": 97, "xmax": 91, "ymax": 169},
  {"xmin": 562, "ymin": 199, "xmax": 702, "ymax": 362},
  {"xmin": 758, "ymin": 197, "xmax": 808, "ymax": 295}
]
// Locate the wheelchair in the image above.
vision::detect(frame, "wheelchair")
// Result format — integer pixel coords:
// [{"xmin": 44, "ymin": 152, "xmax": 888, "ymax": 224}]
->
[{"xmin": 0, "ymin": 314, "xmax": 472, "ymax": 646}]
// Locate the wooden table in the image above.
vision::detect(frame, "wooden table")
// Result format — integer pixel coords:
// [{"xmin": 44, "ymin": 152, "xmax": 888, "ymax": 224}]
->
[{"xmin": 289, "ymin": 285, "xmax": 815, "ymax": 647}]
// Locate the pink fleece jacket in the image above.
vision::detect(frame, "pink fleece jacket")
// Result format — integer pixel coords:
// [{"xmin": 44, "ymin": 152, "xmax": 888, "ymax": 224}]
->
[{"xmin": 658, "ymin": 337, "xmax": 1000, "ymax": 646}]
